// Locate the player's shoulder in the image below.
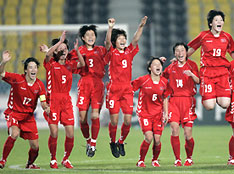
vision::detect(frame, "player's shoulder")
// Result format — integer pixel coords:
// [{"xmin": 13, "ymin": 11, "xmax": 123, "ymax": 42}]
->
[
  {"xmin": 187, "ymin": 59, "xmax": 197, "ymax": 66},
  {"xmin": 221, "ymin": 31, "xmax": 233, "ymax": 39},
  {"xmin": 160, "ymin": 76, "xmax": 168, "ymax": 84}
]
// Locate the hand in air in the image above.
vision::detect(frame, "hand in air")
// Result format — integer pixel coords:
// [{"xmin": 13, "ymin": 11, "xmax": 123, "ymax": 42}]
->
[{"xmin": 108, "ymin": 18, "xmax": 115, "ymax": 28}]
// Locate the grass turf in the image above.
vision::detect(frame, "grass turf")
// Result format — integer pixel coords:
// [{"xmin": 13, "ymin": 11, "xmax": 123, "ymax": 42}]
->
[{"xmin": 0, "ymin": 125, "xmax": 233, "ymax": 174}]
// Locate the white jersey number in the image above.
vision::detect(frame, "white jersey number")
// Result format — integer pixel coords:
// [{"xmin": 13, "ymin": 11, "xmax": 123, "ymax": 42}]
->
[
  {"xmin": 62, "ymin": 75, "xmax": 66, "ymax": 84},
  {"xmin": 213, "ymin": 48, "xmax": 221, "ymax": 56},
  {"xmin": 122, "ymin": 60, "xmax": 127, "ymax": 68},
  {"xmin": 79, "ymin": 96, "xmax": 85, "ymax": 105},
  {"xmin": 204, "ymin": 84, "xmax": 212, "ymax": 93},
  {"xmin": 23, "ymin": 97, "xmax": 32, "ymax": 105},
  {"xmin": 89, "ymin": 59, "xmax": 94, "ymax": 67},
  {"xmin": 109, "ymin": 100, "xmax": 115, "ymax": 108},
  {"xmin": 152, "ymin": 94, "xmax": 157, "ymax": 101},
  {"xmin": 176, "ymin": 79, "xmax": 183, "ymax": 88}
]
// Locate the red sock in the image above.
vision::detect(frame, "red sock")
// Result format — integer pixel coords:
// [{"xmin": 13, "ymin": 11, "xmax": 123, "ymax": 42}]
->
[
  {"xmin": 63, "ymin": 137, "xmax": 74, "ymax": 161},
  {"xmin": 109, "ymin": 122, "xmax": 117, "ymax": 143},
  {"xmin": 28, "ymin": 148, "xmax": 39, "ymax": 165},
  {"xmin": 185, "ymin": 138, "xmax": 194, "ymax": 159},
  {"xmin": 48, "ymin": 136, "xmax": 57, "ymax": 160},
  {"xmin": 118, "ymin": 123, "xmax": 131, "ymax": 144},
  {"xmin": 80, "ymin": 121, "xmax": 90, "ymax": 139},
  {"xmin": 152, "ymin": 143, "xmax": 161, "ymax": 161},
  {"xmin": 171, "ymin": 136, "xmax": 180, "ymax": 160},
  {"xmin": 229, "ymin": 136, "xmax": 234, "ymax": 158},
  {"xmin": 139, "ymin": 140, "xmax": 150, "ymax": 161},
  {"xmin": 2, "ymin": 136, "xmax": 16, "ymax": 160},
  {"xmin": 91, "ymin": 118, "xmax": 100, "ymax": 146}
]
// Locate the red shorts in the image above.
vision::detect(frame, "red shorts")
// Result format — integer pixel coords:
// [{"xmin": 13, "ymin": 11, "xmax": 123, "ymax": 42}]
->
[
  {"xmin": 106, "ymin": 83, "xmax": 134, "ymax": 115},
  {"xmin": 77, "ymin": 76, "xmax": 104, "ymax": 111},
  {"xmin": 138, "ymin": 115, "xmax": 163, "ymax": 135},
  {"xmin": 4, "ymin": 109, "xmax": 38, "ymax": 140},
  {"xmin": 44, "ymin": 93, "xmax": 74, "ymax": 126},
  {"xmin": 200, "ymin": 67, "xmax": 231, "ymax": 101},
  {"xmin": 168, "ymin": 96, "xmax": 197, "ymax": 127}
]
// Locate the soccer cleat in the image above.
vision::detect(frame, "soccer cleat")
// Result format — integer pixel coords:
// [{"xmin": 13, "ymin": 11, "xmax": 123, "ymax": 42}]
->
[
  {"xmin": 50, "ymin": 160, "xmax": 58, "ymax": 169},
  {"xmin": 110, "ymin": 142, "xmax": 120, "ymax": 158},
  {"xmin": 151, "ymin": 160, "xmax": 160, "ymax": 167},
  {"xmin": 117, "ymin": 141, "xmax": 125, "ymax": 156},
  {"xmin": 0, "ymin": 160, "xmax": 6, "ymax": 169},
  {"xmin": 174, "ymin": 159, "xmax": 182, "ymax": 167},
  {"xmin": 87, "ymin": 146, "xmax": 96, "ymax": 157},
  {"xmin": 184, "ymin": 158, "xmax": 193, "ymax": 166},
  {"xmin": 228, "ymin": 159, "xmax": 234, "ymax": 165},
  {"xmin": 61, "ymin": 159, "xmax": 73, "ymax": 169},
  {"xmin": 136, "ymin": 160, "xmax": 146, "ymax": 168},
  {"xmin": 86, "ymin": 143, "xmax": 90, "ymax": 155},
  {"xmin": 26, "ymin": 163, "xmax": 40, "ymax": 169}
]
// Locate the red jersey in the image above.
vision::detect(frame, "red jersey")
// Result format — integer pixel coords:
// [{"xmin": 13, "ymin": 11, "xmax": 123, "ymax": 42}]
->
[
  {"xmin": 69, "ymin": 45, "xmax": 107, "ymax": 78},
  {"xmin": 132, "ymin": 74, "xmax": 168, "ymax": 118},
  {"xmin": 43, "ymin": 58, "xmax": 78, "ymax": 95},
  {"xmin": 2, "ymin": 72, "xmax": 46, "ymax": 114},
  {"xmin": 163, "ymin": 59, "xmax": 199, "ymax": 97},
  {"xmin": 104, "ymin": 43, "xmax": 139, "ymax": 83},
  {"xmin": 188, "ymin": 30, "xmax": 234, "ymax": 68},
  {"xmin": 230, "ymin": 60, "xmax": 234, "ymax": 83}
]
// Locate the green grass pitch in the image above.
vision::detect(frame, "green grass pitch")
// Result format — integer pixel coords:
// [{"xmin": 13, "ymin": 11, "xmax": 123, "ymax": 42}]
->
[{"xmin": 0, "ymin": 125, "xmax": 233, "ymax": 174}]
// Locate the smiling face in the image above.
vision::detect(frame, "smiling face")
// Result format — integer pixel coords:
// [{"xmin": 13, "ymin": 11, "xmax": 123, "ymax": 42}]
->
[
  {"xmin": 174, "ymin": 45, "xmax": 187, "ymax": 64},
  {"xmin": 82, "ymin": 30, "xmax": 96, "ymax": 48},
  {"xmin": 210, "ymin": 15, "xmax": 224, "ymax": 33},
  {"xmin": 149, "ymin": 59, "xmax": 162, "ymax": 76},
  {"xmin": 25, "ymin": 61, "xmax": 38, "ymax": 81},
  {"xmin": 115, "ymin": 35, "xmax": 127, "ymax": 51}
]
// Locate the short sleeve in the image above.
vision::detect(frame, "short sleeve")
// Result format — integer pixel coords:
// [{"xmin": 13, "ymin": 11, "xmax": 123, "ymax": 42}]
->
[{"xmin": 188, "ymin": 32, "xmax": 203, "ymax": 51}]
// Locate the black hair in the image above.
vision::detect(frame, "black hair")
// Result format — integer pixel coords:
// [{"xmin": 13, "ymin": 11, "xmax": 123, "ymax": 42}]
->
[
  {"xmin": 23, "ymin": 57, "xmax": 40, "ymax": 74},
  {"xmin": 79, "ymin": 25, "xmax": 97, "ymax": 45},
  {"xmin": 147, "ymin": 56, "xmax": 164, "ymax": 74},
  {"xmin": 173, "ymin": 42, "xmax": 188, "ymax": 54},
  {"xmin": 51, "ymin": 38, "xmax": 69, "ymax": 62},
  {"xmin": 111, "ymin": 28, "xmax": 127, "ymax": 48},
  {"xmin": 207, "ymin": 9, "xmax": 225, "ymax": 30}
]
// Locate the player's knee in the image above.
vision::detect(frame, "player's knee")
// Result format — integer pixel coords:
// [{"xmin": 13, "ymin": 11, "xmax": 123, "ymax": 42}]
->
[
  {"xmin": 145, "ymin": 135, "xmax": 153, "ymax": 143},
  {"xmin": 31, "ymin": 143, "xmax": 39, "ymax": 150},
  {"xmin": 203, "ymin": 104, "xmax": 215, "ymax": 110}
]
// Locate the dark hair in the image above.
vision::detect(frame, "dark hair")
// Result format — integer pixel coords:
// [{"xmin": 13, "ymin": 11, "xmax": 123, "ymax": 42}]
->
[
  {"xmin": 51, "ymin": 38, "xmax": 69, "ymax": 62},
  {"xmin": 147, "ymin": 56, "xmax": 164, "ymax": 74},
  {"xmin": 111, "ymin": 28, "xmax": 127, "ymax": 48},
  {"xmin": 207, "ymin": 10, "xmax": 225, "ymax": 30},
  {"xmin": 23, "ymin": 57, "xmax": 40, "ymax": 74},
  {"xmin": 173, "ymin": 42, "xmax": 188, "ymax": 54},
  {"xmin": 79, "ymin": 25, "xmax": 97, "ymax": 45}
]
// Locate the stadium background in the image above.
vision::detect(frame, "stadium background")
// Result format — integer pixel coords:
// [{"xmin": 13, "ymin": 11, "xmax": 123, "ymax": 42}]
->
[{"xmin": 0, "ymin": 0, "xmax": 234, "ymax": 128}]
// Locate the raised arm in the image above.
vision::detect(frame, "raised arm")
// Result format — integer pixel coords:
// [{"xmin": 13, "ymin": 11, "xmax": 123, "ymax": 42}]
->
[
  {"xmin": 187, "ymin": 47, "xmax": 195, "ymax": 57},
  {"xmin": 105, "ymin": 18, "xmax": 115, "ymax": 51},
  {"xmin": 0, "ymin": 51, "xmax": 11, "ymax": 78},
  {"xmin": 45, "ymin": 31, "xmax": 66, "ymax": 63},
  {"xmin": 131, "ymin": 16, "xmax": 148, "ymax": 48},
  {"xmin": 74, "ymin": 39, "xmax": 85, "ymax": 68}
]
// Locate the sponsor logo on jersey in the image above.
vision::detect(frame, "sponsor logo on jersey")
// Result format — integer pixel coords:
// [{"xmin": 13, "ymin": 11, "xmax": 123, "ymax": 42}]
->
[
  {"xmin": 221, "ymin": 38, "xmax": 226, "ymax": 42},
  {"xmin": 34, "ymin": 90, "xmax": 39, "ymax": 93},
  {"xmin": 145, "ymin": 87, "xmax": 152, "ymax": 89},
  {"xmin": 20, "ymin": 87, "xmax": 26, "ymax": 90},
  {"xmin": 54, "ymin": 67, "xmax": 61, "ymax": 70},
  {"xmin": 206, "ymin": 40, "xmax": 213, "ymax": 42}
]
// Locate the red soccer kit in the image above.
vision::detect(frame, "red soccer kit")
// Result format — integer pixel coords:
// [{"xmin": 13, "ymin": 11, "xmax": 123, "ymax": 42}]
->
[
  {"xmin": 132, "ymin": 74, "xmax": 168, "ymax": 135},
  {"xmin": 188, "ymin": 30, "xmax": 234, "ymax": 100},
  {"xmin": 105, "ymin": 43, "xmax": 139, "ymax": 115},
  {"xmin": 43, "ymin": 58, "xmax": 78, "ymax": 125},
  {"xmin": 69, "ymin": 45, "xmax": 107, "ymax": 110},
  {"xmin": 225, "ymin": 60, "xmax": 234, "ymax": 124},
  {"xmin": 163, "ymin": 59, "xmax": 199, "ymax": 126},
  {"xmin": 3, "ymin": 72, "xmax": 46, "ymax": 140}
]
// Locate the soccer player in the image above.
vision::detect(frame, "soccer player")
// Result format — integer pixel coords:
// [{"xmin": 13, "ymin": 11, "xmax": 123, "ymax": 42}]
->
[
  {"xmin": 225, "ymin": 60, "xmax": 234, "ymax": 165},
  {"xmin": 41, "ymin": 31, "xmax": 85, "ymax": 169},
  {"xmin": 0, "ymin": 51, "xmax": 50, "ymax": 169},
  {"xmin": 188, "ymin": 10, "xmax": 234, "ymax": 111},
  {"xmin": 132, "ymin": 57, "xmax": 168, "ymax": 168},
  {"xmin": 105, "ymin": 16, "xmax": 147, "ymax": 158},
  {"xmin": 69, "ymin": 25, "xmax": 107, "ymax": 157},
  {"xmin": 163, "ymin": 43, "xmax": 200, "ymax": 166}
]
